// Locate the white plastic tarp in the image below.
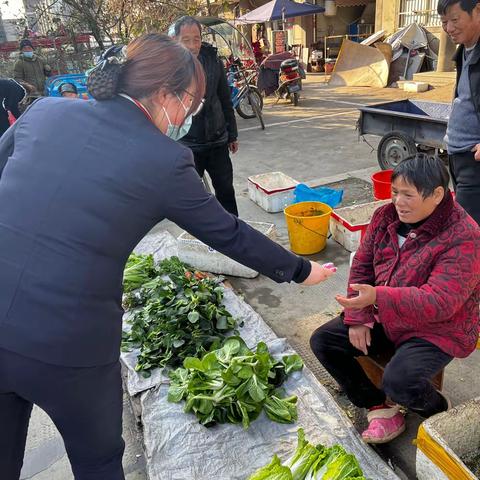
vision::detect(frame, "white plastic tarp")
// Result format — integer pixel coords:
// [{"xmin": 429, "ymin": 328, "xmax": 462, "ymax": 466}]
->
[{"xmin": 121, "ymin": 231, "xmax": 400, "ymax": 480}]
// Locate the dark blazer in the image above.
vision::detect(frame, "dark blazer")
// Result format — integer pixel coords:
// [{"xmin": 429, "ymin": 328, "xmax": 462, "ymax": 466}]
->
[{"xmin": 0, "ymin": 96, "xmax": 309, "ymax": 367}]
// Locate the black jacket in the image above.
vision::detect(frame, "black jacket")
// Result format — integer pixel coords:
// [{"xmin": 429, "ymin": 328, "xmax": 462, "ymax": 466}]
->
[
  {"xmin": 181, "ymin": 43, "xmax": 237, "ymax": 152},
  {"xmin": 0, "ymin": 78, "xmax": 26, "ymax": 137},
  {"xmin": 0, "ymin": 96, "xmax": 309, "ymax": 367},
  {"xmin": 453, "ymin": 43, "xmax": 480, "ymax": 116}
]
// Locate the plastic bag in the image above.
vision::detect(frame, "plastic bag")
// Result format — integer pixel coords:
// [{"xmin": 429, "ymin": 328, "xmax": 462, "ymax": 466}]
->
[{"xmin": 294, "ymin": 183, "xmax": 343, "ymax": 208}]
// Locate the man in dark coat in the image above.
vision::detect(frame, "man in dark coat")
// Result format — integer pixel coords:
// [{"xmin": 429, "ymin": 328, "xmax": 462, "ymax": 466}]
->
[
  {"xmin": 172, "ymin": 16, "xmax": 239, "ymax": 216},
  {"xmin": 13, "ymin": 39, "xmax": 51, "ymax": 96},
  {"xmin": 0, "ymin": 78, "xmax": 27, "ymax": 136}
]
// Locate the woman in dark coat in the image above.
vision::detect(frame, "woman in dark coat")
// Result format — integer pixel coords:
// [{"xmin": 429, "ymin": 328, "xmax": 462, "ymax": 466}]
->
[
  {"xmin": 0, "ymin": 78, "xmax": 27, "ymax": 136},
  {"xmin": 0, "ymin": 34, "xmax": 334, "ymax": 480}
]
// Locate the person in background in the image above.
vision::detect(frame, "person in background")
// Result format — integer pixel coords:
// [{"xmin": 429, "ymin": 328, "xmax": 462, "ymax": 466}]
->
[
  {"xmin": 310, "ymin": 155, "xmax": 480, "ymax": 445},
  {"xmin": 438, "ymin": 0, "xmax": 480, "ymax": 224},
  {"xmin": 0, "ymin": 78, "xmax": 29, "ymax": 136},
  {"xmin": 59, "ymin": 82, "xmax": 78, "ymax": 99},
  {"xmin": 171, "ymin": 16, "xmax": 240, "ymax": 216},
  {"xmin": 13, "ymin": 39, "xmax": 52, "ymax": 96},
  {"xmin": 0, "ymin": 34, "xmax": 336, "ymax": 479}
]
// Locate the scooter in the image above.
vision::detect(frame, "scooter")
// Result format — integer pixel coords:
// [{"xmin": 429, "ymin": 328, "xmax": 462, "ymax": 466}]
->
[{"xmin": 277, "ymin": 58, "xmax": 302, "ymax": 106}]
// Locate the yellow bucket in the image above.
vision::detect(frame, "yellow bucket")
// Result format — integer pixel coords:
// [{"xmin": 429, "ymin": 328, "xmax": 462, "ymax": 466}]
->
[{"xmin": 284, "ymin": 201, "xmax": 332, "ymax": 255}]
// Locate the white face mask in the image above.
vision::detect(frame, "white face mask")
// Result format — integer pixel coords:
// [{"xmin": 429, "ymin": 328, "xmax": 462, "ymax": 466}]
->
[{"xmin": 162, "ymin": 94, "xmax": 193, "ymax": 141}]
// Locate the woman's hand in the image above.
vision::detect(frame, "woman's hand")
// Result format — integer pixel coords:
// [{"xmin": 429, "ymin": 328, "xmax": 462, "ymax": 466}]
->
[
  {"xmin": 229, "ymin": 141, "xmax": 239, "ymax": 154},
  {"xmin": 301, "ymin": 261, "xmax": 336, "ymax": 286},
  {"xmin": 471, "ymin": 143, "xmax": 480, "ymax": 161},
  {"xmin": 335, "ymin": 284, "xmax": 376, "ymax": 309},
  {"xmin": 348, "ymin": 324, "xmax": 371, "ymax": 355}
]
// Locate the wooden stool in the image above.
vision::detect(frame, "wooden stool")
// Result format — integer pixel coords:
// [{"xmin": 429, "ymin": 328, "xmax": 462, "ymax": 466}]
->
[{"xmin": 356, "ymin": 351, "xmax": 444, "ymax": 392}]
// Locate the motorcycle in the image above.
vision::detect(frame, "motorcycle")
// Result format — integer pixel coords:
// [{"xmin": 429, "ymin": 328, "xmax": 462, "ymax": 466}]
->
[
  {"xmin": 257, "ymin": 52, "xmax": 304, "ymax": 106},
  {"xmin": 277, "ymin": 58, "xmax": 302, "ymax": 106}
]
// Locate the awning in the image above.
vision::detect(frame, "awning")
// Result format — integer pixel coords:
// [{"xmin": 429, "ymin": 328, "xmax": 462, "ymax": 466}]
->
[{"xmin": 336, "ymin": 0, "xmax": 372, "ymax": 6}]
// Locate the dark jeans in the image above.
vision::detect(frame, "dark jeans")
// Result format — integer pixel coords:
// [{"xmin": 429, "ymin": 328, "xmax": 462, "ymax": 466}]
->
[
  {"xmin": 0, "ymin": 347, "xmax": 125, "ymax": 480},
  {"xmin": 449, "ymin": 151, "xmax": 480, "ymax": 225},
  {"xmin": 193, "ymin": 144, "xmax": 239, "ymax": 216},
  {"xmin": 310, "ymin": 316, "xmax": 453, "ymax": 417}
]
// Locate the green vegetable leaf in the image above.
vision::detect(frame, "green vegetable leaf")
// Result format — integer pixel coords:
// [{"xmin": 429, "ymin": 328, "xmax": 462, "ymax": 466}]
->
[
  {"xmin": 282, "ymin": 354, "xmax": 304, "ymax": 375},
  {"xmin": 167, "ymin": 338, "xmax": 301, "ymax": 429},
  {"xmin": 122, "ymin": 255, "xmax": 239, "ymax": 376},
  {"xmin": 247, "ymin": 375, "xmax": 268, "ymax": 403},
  {"xmin": 247, "ymin": 455, "xmax": 293, "ymax": 480},
  {"xmin": 188, "ymin": 311, "xmax": 200, "ymax": 323}
]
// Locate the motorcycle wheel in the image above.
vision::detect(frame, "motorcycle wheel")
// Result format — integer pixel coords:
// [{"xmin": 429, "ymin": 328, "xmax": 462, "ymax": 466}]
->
[
  {"xmin": 292, "ymin": 92, "xmax": 299, "ymax": 106},
  {"xmin": 236, "ymin": 86, "xmax": 263, "ymax": 119}
]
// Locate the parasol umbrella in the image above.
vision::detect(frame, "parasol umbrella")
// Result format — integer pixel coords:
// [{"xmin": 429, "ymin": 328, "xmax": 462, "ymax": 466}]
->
[{"xmin": 236, "ymin": 0, "xmax": 325, "ymax": 24}]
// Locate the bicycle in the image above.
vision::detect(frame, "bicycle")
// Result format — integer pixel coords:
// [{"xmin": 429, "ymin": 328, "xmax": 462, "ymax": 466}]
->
[{"xmin": 228, "ymin": 60, "xmax": 265, "ymax": 130}]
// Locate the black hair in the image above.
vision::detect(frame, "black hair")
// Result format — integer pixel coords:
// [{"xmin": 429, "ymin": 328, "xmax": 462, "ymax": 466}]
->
[
  {"xmin": 19, "ymin": 39, "xmax": 33, "ymax": 50},
  {"xmin": 59, "ymin": 82, "xmax": 77, "ymax": 94},
  {"xmin": 437, "ymin": 0, "xmax": 479, "ymax": 15},
  {"xmin": 392, "ymin": 154, "xmax": 450, "ymax": 198},
  {"xmin": 87, "ymin": 34, "xmax": 206, "ymax": 116},
  {"xmin": 172, "ymin": 16, "xmax": 202, "ymax": 37}
]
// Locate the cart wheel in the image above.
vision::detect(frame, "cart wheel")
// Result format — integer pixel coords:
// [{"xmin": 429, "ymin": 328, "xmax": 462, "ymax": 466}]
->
[
  {"xmin": 377, "ymin": 131, "xmax": 417, "ymax": 170},
  {"xmin": 292, "ymin": 92, "xmax": 299, "ymax": 106}
]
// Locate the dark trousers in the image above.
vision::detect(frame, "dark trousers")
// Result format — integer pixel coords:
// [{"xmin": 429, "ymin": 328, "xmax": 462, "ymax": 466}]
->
[
  {"xmin": 0, "ymin": 347, "xmax": 125, "ymax": 480},
  {"xmin": 310, "ymin": 316, "xmax": 452, "ymax": 417},
  {"xmin": 449, "ymin": 151, "xmax": 480, "ymax": 225},
  {"xmin": 193, "ymin": 144, "xmax": 239, "ymax": 216}
]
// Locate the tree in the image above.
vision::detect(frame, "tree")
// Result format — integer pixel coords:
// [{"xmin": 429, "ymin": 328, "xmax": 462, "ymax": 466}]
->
[{"xmin": 34, "ymin": 0, "xmax": 206, "ymax": 47}]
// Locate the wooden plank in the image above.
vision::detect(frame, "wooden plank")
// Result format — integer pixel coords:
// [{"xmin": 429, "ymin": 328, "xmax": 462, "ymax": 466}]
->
[{"xmin": 356, "ymin": 355, "xmax": 444, "ymax": 392}]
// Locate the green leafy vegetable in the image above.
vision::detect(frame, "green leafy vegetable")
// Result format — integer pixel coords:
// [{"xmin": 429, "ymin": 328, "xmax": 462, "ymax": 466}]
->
[
  {"xmin": 249, "ymin": 456, "xmax": 293, "ymax": 480},
  {"xmin": 248, "ymin": 429, "xmax": 367, "ymax": 480},
  {"xmin": 285, "ymin": 429, "xmax": 322, "ymax": 480},
  {"xmin": 168, "ymin": 337, "xmax": 303, "ymax": 429},
  {"xmin": 123, "ymin": 253, "xmax": 156, "ymax": 293},
  {"xmin": 122, "ymin": 256, "xmax": 239, "ymax": 376}
]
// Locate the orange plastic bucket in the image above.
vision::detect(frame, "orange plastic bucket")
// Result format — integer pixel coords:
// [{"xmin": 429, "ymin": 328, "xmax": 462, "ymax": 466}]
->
[
  {"xmin": 284, "ymin": 201, "xmax": 332, "ymax": 255},
  {"xmin": 371, "ymin": 170, "xmax": 393, "ymax": 200}
]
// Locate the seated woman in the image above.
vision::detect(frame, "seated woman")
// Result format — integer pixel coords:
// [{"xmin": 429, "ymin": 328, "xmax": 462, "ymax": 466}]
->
[{"xmin": 310, "ymin": 154, "xmax": 480, "ymax": 444}]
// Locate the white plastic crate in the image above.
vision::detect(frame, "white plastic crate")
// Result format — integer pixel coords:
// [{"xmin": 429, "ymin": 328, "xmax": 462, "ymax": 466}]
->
[
  {"xmin": 416, "ymin": 397, "xmax": 480, "ymax": 480},
  {"xmin": 248, "ymin": 172, "xmax": 299, "ymax": 213},
  {"xmin": 330, "ymin": 200, "xmax": 390, "ymax": 252},
  {"xmin": 177, "ymin": 221, "xmax": 276, "ymax": 278}
]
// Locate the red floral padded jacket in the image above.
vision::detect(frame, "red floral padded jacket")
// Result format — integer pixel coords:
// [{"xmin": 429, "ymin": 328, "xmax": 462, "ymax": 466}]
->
[{"xmin": 344, "ymin": 194, "xmax": 480, "ymax": 358}]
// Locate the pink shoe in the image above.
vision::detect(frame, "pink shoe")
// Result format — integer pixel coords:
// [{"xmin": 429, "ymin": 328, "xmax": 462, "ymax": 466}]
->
[{"xmin": 362, "ymin": 405, "xmax": 405, "ymax": 444}]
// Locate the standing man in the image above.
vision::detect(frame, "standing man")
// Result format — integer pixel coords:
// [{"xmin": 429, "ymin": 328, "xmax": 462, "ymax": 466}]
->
[
  {"xmin": 13, "ymin": 39, "xmax": 52, "ymax": 96},
  {"xmin": 439, "ymin": 0, "xmax": 480, "ymax": 224},
  {"xmin": 171, "ymin": 16, "xmax": 240, "ymax": 216}
]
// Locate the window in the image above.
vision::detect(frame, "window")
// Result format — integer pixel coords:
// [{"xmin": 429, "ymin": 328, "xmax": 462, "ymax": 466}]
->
[{"xmin": 399, "ymin": 0, "xmax": 441, "ymax": 27}]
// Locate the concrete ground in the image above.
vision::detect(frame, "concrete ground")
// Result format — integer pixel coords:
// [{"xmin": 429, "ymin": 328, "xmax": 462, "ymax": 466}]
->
[{"xmin": 23, "ymin": 77, "xmax": 475, "ymax": 480}]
